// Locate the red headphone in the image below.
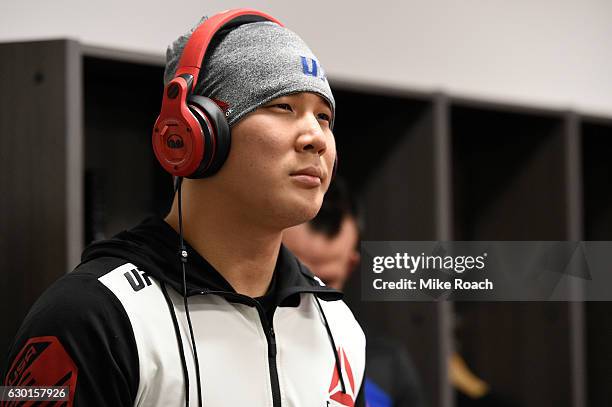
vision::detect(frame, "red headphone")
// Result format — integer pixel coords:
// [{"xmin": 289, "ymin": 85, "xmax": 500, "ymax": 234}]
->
[{"xmin": 152, "ymin": 9, "xmax": 284, "ymax": 178}]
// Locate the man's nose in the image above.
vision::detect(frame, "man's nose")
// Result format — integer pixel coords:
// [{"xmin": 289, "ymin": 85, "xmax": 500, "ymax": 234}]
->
[{"xmin": 295, "ymin": 115, "xmax": 327, "ymax": 155}]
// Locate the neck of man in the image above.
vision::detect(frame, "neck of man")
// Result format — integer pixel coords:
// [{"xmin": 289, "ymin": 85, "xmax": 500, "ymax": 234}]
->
[{"xmin": 164, "ymin": 180, "xmax": 282, "ymax": 298}]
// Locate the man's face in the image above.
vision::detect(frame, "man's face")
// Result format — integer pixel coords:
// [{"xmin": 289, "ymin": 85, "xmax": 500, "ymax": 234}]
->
[
  {"xmin": 211, "ymin": 92, "xmax": 336, "ymax": 230},
  {"xmin": 282, "ymin": 216, "xmax": 360, "ymax": 290}
]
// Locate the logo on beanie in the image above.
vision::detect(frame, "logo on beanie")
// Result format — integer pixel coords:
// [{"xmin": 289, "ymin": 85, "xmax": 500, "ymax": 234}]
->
[{"xmin": 300, "ymin": 56, "xmax": 328, "ymax": 82}]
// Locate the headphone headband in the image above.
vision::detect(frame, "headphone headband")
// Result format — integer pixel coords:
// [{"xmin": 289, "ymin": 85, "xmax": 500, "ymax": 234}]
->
[
  {"xmin": 153, "ymin": 8, "xmax": 288, "ymax": 178},
  {"xmin": 174, "ymin": 8, "xmax": 284, "ymax": 93}
]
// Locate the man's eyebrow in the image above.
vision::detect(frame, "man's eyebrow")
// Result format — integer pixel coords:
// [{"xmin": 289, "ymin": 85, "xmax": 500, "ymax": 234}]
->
[
  {"xmin": 319, "ymin": 101, "xmax": 332, "ymax": 112},
  {"xmin": 315, "ymin": 98, "xmax": 333, "ymax": 113},
  {"xmin": 277, "ymin": 94, "xmax": 333, "ymax": 114}
]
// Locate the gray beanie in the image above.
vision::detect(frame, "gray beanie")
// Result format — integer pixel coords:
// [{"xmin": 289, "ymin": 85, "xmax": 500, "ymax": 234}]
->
[{"xmin": 164, "ymin": 16, "xmax": 335, "ymax": 129}]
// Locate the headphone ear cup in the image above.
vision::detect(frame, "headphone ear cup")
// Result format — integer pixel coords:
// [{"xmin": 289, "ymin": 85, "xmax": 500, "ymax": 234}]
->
[{"xmin": 186, "ymin": 95, "xmax": 231, "ymax": 178}]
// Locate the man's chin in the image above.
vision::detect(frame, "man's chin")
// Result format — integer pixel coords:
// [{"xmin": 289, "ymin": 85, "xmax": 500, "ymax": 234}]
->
[
  {"xmin": 267, "ymin": 191, "xmax": 323, "ymax": 228},
  {"xmin": 280, "ymin": 205, "xmax": 321, "ymax": 229}
]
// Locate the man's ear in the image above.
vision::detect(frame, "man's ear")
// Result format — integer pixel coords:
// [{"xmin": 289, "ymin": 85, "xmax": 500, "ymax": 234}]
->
[{"xmin": 346, "ymin": 250, "xmax": 360, "ymax": 277}]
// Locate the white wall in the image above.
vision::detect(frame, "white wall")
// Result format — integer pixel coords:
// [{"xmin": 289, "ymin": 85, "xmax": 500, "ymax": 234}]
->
[{"xmin": 2, "ymin": 0, "xmax": 611, "ymax": 116}]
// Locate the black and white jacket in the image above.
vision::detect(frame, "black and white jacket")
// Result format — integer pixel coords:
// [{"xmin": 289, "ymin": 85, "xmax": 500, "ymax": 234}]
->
[{"xmin": 2, "ymin": 217, "xmax": 366, "ymax": 406}]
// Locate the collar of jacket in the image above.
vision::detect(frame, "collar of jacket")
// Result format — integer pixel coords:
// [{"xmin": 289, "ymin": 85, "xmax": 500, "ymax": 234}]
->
[{"xmin": 81, "ymin": 216, "xmax": 343, "ymax": 307}]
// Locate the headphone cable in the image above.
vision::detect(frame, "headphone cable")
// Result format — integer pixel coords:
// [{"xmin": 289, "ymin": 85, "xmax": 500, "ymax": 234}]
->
[{"xmin": 176, "ymin": 177, "xmax": 203, "ymax": 407}]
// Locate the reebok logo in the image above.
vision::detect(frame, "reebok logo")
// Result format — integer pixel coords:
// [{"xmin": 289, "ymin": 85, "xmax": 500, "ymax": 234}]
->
[{"xmin": 327, "ymin": 347, "xmax": 356, "ymax": 406}]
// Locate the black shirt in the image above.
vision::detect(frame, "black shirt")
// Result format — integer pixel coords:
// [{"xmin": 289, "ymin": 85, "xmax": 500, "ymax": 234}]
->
[{"xmin": 255, "ymin": 269, "xmax": 278, "ymax": 324}]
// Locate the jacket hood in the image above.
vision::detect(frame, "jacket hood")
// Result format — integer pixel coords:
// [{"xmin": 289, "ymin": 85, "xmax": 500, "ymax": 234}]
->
[{"xmin": 81, "ymin": 216, "xmax": 343, "ymax": 305}]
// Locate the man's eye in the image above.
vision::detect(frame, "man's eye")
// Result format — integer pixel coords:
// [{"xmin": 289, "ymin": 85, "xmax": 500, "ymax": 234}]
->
[
  {"xmin": 273, "ymin": 103, "xmax": 292, "ymax": 111},
  {"xmin": 318, "ymin": 113, "xmax": 331, "ymax": 122}
]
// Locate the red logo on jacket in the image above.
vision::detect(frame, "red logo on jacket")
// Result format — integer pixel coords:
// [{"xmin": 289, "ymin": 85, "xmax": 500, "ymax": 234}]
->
[
  {"xmin": 3, "ymin": 336, "xmax": 78, "ymax": 406},
  {"xmin": 327, "ymin": 347, "xmax": 356, "ymax": 406}
]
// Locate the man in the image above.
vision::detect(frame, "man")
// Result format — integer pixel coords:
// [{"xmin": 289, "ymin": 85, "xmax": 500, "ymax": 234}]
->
[
  {"xmin": 283, "ymin": 178, "xmax": 427, "ymax": 407},
  {"xmin": 1, "ymin": 9, "xmax": 365, "ymax": 407}
]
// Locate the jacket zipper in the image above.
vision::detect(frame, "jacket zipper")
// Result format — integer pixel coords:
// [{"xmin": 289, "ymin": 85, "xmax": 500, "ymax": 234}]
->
[
  {"xmin": 258, "ymin": 307, "xmax": 282, "ymax": 407},
  {"xmin": 200, "ymin": 290, "xmax": 282, "ymax": 407}
]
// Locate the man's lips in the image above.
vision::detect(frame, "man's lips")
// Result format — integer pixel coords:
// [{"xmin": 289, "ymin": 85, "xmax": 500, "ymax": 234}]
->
[
  {"xmin": 290, "ymin": 166, "xmax": 324, "ymax": 180},
  {"xmin": 290, "ymin": 166, "xmax": 324, "ymax": 187}
]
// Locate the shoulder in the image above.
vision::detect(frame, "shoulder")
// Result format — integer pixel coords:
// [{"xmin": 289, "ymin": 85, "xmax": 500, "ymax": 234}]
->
[
  {"xmin": 36, "ymin": 257, "xmax": 165, "ymax": 339},
  {"xmin": 24, "ymin": 256, "xmax": 146, "ymax": 322},
  {"xmin": 3, "ymin": 257, "xmax": 140, "ymax": 404},
  {"xmin": 25, "ymin": 257, "xmax": 132, "ymax": 321},
  {"xmin": 5, "ymin": 257, "xmax": 140, "ymax": 363}
]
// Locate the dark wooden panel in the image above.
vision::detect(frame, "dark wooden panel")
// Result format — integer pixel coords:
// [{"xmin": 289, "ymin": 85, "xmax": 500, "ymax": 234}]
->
[
  {"xmin": 451, "ymin": 106, "xmax": 567, "ymax": 240},
  {"xmin": 582, "ymin": 120, "xmax": 612, "ymax": 407},
  {"xmin": 582, "ymin": 122, "xmax": 612, "ymax": 240},
  {"xmin": 335, "ymin": 87, "xmax": 449, "ymax": 407},
  {"xmin": 0, "ymin": 40, "xmax": 80, "ymax": 354},
  {"xmin": 451, "ymin": 105, "xmax": 576, "ymax": 407},
  {"xmin": 564, "ymin": 112, "xmax": 586, "ymax": 407},
  {"xmin": 83, "ymin": 56, "xmax": 172, "ymax": 243},
  {"xmin": 454, "ymin": 302, "xmax": 573, "ymax": 406},
  {"xmin": 585, "ymin": 302, "xmax": 612, "ymax": 407}
]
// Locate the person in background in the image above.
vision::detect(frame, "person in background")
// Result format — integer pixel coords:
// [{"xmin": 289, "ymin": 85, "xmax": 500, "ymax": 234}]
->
[{"xmin": 283, "ymin": 177, "xmax": 427, "ymax": 407}]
